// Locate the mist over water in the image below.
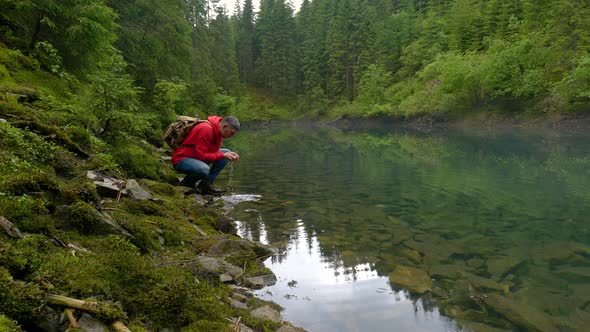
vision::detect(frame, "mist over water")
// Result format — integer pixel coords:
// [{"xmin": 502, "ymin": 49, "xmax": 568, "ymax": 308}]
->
[{"xmin": 222, "ymin": 126, "xmax": 590, "ymax": 332}]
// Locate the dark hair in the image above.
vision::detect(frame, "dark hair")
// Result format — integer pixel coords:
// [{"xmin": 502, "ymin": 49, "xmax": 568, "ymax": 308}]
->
[{"xmin": 223, "ymin": 116, "xmax": 240, "ymax": 131}]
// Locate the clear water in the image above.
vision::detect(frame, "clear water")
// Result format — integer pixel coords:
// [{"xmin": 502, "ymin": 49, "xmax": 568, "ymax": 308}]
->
[{"xmin": 221, "ymin": 126, "xmax": 590, "ymax": 332}]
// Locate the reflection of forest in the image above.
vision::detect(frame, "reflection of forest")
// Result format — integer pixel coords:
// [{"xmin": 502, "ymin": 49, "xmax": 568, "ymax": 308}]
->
[{"xmin": 230, "ymin": 127, "xmax": 590, "ymax": 329}]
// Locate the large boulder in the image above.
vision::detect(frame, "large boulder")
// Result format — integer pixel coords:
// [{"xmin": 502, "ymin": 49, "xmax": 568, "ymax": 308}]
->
[
  {"xmin": 193, "ymin": 256, "xmax": 243, "ymax": 280},
  {"xmin": 250, "ymin": 305, "xmax": 281, "ymax": 323},
  {"xmin": 245, "ymin": 274, "xmax": 277, "ymax": 289},
  {"xmin": 388, "ymin": 265, "xmax": 432, "ymax": 294}
]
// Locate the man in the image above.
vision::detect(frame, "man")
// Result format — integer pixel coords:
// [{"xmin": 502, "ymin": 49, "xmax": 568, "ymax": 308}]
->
[{"xmin": 172, "ymin": 115, "xmax": 240, "ymax": 195}]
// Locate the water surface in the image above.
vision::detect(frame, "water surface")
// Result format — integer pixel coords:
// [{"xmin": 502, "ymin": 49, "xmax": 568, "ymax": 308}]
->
[{"xmin": 222, "ymin": 126, "xmax": 590, "ymax": 332}]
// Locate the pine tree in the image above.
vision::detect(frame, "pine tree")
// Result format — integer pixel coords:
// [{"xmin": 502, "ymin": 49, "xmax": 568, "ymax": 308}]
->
[
  {"xmin": 237, "ymin": 0, "xmax": 255, "ymax": 84},
  {"xmin": 210, "ymin": 7, "xmax": 239, "ymax": 92}
]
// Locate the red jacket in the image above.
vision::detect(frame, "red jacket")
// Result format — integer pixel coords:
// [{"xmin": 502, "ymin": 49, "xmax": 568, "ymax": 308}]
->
[{"xmin": 171, "ymin": 116, "xmax": 225, "ymax": 165}]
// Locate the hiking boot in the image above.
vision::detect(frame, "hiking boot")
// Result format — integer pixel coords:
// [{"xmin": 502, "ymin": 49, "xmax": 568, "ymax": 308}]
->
[{"xmin": 197, "ymin": 179, "xmax": 225, "ymax": 195}]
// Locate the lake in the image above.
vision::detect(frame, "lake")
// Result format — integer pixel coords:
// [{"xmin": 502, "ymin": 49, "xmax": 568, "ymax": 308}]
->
[{"xmin": 221, "ymin": 125, "xmax": 590, "ymax": 332}]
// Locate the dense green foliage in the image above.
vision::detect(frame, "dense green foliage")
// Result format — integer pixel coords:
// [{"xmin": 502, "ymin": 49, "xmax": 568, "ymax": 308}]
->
[
  {"xmin": 3, "ymin": 0, "xmax": 586, "ymax": 122},
  {"xmin": 232, "ymin": 0, "xmax": 589, "ymax": 116}
]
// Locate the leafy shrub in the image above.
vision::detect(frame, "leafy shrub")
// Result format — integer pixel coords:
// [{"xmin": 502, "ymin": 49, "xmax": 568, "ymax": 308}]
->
[
  {"xmin": 554, "ymin": 55, "xmax": 590, "ymax": 101},
  {"xmin": 482, "ymin": 38, "xmax": 550, "ymax": 98}
]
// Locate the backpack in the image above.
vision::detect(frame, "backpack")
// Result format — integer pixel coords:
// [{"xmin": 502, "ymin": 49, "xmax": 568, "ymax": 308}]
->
[{"xmin": 163, "ymin": 115, "xmax": 211, "ymax": 149}]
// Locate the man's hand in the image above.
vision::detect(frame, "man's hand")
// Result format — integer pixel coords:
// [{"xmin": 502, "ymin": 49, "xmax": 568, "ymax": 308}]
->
[{"xmin": 224, "ymin": 151, "xmax": 240, "ymax": 161}]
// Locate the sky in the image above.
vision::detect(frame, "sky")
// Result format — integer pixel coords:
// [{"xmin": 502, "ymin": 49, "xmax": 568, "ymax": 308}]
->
[{"xmin": 218, "ymin": 0, "xmax": 303, "ymax": 15}]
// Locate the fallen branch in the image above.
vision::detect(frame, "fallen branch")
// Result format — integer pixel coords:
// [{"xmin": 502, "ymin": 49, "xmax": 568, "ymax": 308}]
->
[
  {"xmin": 64, "ymin": 309, "xmax": 78, "ymax": 328},
  {"xmin": 47, "ymin": 294, "xmax": 126, "ymax": 322},
  {"xmin": 112, "ymin": 321, "xmax": 132, "ymax": 332},
  {"xmin": 0, "ymin": 216, "xmax": 24, "ymax": 239}
]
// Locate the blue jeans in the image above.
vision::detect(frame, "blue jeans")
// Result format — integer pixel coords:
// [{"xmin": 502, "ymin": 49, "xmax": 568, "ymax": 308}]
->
[{"xmin": 174, "ymin": 148, "xmax": 230, "ymax": 187}]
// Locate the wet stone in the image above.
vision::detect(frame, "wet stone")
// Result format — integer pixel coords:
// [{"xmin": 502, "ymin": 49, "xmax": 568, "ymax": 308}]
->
[
  {"xmin": 463, "ymin": 272, "xmax": 509, "ymax": 293},
  {"xmin": 398, "ymin": 248, "xmax": 422, "ymax": 264},
  {"xmin": 388, "ymin": 265, "xmax": 433, "ymax": 294},
  {"xmin": 429, "ymin": 264, "xmax": 465, "ymax": 279},
  {"xmin": 340, "ymin": 250, "xmax": 357, "ymax": 266},
  {"xmin": 554, "ymin": 266, "xmax": 590, "ymax": 282},
  {"xmin": 530, "ymin": 241, "xmax": 590, "ymax": 264}
]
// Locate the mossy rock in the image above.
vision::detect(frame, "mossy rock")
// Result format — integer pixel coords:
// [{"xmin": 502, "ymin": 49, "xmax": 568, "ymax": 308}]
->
[
  {"xmin": 1, "ymin": 171, "xmax": 60, "ymax": 196},
  {"xmin": 0, "ymin": 235, "xmax": 51, "ymax": 276},
  {"xmin": 482, "ymin": 294, "xmax": 559, "ymax": 332},
  {"xmin": 388, "ymin": 265, "xmax": 433, "ymax": 294},
  {"xmin": 59, "ymin": 201, "xmax": 112, "ymax": 234},
  {"xmin": 113, "ymin": 144, "xmax": 163, "ymax": 180},
  {"xmin": 0, "ymin": 268, "xmax": 46, "ymax": 321},
  {"xmin": 0, "ymin": 195, "xmax": 54, "ymax": 233},
  {"xmin": 59, "ymin": 178, "xmax": 100, "ymax": 204}
]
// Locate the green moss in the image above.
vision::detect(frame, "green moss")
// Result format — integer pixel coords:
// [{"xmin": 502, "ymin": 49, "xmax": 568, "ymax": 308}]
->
[
  {"xmin": 64, "ymin": 126, "xmax": 92, "ymax": 150},
  {"xmin": 138, "ymin": 179, "xmax": 176, "ymax": 196},
  {"xmin": 0, "ymin": 235, "xmax": 51, "ymax": 276},
  {"xmin": 59, "ymin": 178, "xmax": 100, "ymax": 204},
  {"xmin": 113, "ymin": 144, "xmax": 162, "ymax": 180},
  {"xmin": 0, "ymin": 195, "xmax": 53, "ymax": 233},
  {"xmin": 60, "ymin": 201, "xmax": 110, "ymax": 235},
  {"xmin": 0, "ymin": 267, "xmax": 46, "ymax": 321},
  {"xmin": 119, "ymin": 199, "xmax": 167, "ymax": 216},
  {"xmin": 0, "ymin": 314, "xmax": 22, "ymax": 332}
]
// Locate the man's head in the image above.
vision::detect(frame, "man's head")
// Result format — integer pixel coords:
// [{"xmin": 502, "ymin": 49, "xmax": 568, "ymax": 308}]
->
[{"xmin": 219, "ymin": 116, "xmax": 240, "ymax": 138}]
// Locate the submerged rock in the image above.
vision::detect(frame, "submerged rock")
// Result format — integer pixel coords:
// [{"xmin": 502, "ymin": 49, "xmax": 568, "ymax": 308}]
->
[
  {"xmin": 428, "ymin": 264, "xmax": 465, "ymax": 279},
  {"xmin": 388, "ymin": 265, "xmax": 432, "ymax": 294},
  {"xmin": 398, "ymin": 248, "xmax": 422, "ymax": 264},
  {"xmin": 463, "ymin": 272, "xmax": 509, "ymax": 293},
  {"xmin": 482, "ymin": 294, "xmax": 559, "ymax": 332},
  {"xmin": 531, "ymin": 241, "xmax": 590, "ymax": 264},
  {"xmin": 486, "ymin": 256, "xmax": 524, "ymax": 277}
]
